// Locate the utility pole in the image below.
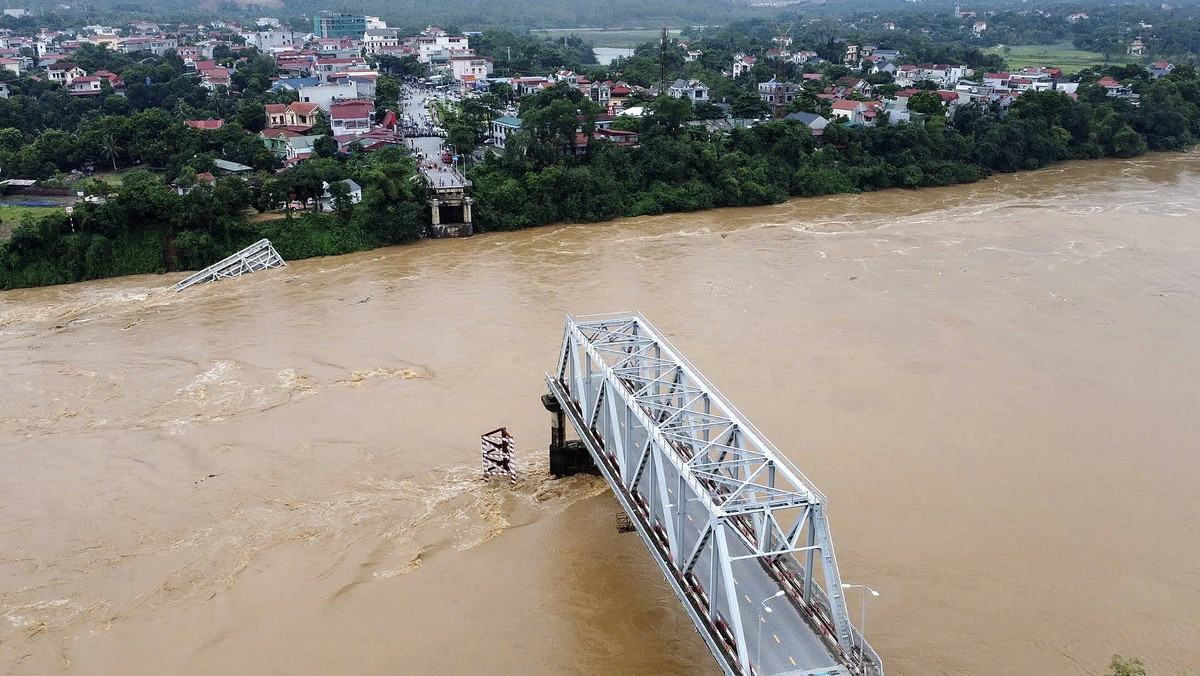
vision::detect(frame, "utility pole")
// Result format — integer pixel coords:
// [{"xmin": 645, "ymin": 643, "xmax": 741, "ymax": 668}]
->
[
  {"xmin": 772, "ymin": 23, "xmax": 793, "ymax": 118},
  {"xmin": 659, "ymin": 27, "xmax": 667, "ymax": 95}
]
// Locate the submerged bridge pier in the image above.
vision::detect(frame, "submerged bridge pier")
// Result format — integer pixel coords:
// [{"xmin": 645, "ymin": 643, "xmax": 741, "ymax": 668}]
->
[{"xmin": 544, "ymin": 313, "xmax": 883, "ymax": 676}]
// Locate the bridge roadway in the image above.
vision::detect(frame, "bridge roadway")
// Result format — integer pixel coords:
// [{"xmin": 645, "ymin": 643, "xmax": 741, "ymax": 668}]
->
[
  {"xmin": 401, "ymin": 84, "xmax": 467, "ymax": 190},
  {"xmin": 547, "ymin": 313, "xmax": 880, "ymax": 676},
  {"xmin": 675, "ymin": 472, "xmax": 841, "ymax": 675},
  {"xmin": 670, "ymin": 464, "xmax": 844, "ymax": 675}
]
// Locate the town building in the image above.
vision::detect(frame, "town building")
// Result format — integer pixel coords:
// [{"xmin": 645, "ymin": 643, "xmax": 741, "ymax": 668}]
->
[
  {"xmin": 363, "ymin": 29, "xmax": 400, "ymax": 54},
  {"xmin": 313, "ymin": 56, "xmax": 367, "ymax": 82},
  {"xmin": 783, "ymin": 111, "xmax": 830, "ymax": 136},
  {"xmin": 329, "ymin": 100, "xmax": 374, "ymax": 136},
  {"xmin": 185, "ymin": 118, "xmax": 225, "ymax": 130},
  {"xmin": 758, "ymin": 78, "xmax": 801, "ymax": 108},
  {"xmin": 732, "ymin": 54, "xmax": 755, "ymax": 77},
  {"xmin": 66, "ymin": 76, "xmax": 103, "ymax": 96},
  {"xmin": 46, "ymin": 61, "xmax": 86, "ymax": 84},
  {"xmin": 666, "ymin": 78, "xmax": 709, "ymax": 102},
  {"xmin": 450, "ymin": 54, "xmax": 493, "ymax": 82},
  {"xmin": 264, "ymin": 101, "xmax": 321, "ymax": 130},
  {"xmin": 1147, "ymin": 61, "xmax": 1175, "ymax": 80},
  {"xmin": 415, "ymin": 33, "xmax": 469, "ymax": 64},
  {"xmin": 296, "ymin": 82, "xmax": 359, "ymax": 112},
  {"xmin": 313, "ymin": 13, "xmax": 367, "ymax": 39},
  {"xmin": 250, "ymin": 30, "xmax": 299, "ymax": 52},
  {"xmin": 318, "ymin": 179, "xmax": 363, "ymax": 211},
  {"xmin": 118, "ymin": 37, "xmax": 179, "ymax": 55},
  {"xmin": 490, "ymin": 116, "xmax": 522, "ymax": 149},
  {"xmin": 830, "ymin": 99, "xmax": 884, "ymax": 126}
]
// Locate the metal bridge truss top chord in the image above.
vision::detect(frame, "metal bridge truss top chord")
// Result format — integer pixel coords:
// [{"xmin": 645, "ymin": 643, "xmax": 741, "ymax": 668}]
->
[
  {"xmin": 172, "ymin": 239, "xmax": 285, "ymax": 292},
  {"xmin": 550, "ymin": 313, "xmax": 883, "ymax": 676}
]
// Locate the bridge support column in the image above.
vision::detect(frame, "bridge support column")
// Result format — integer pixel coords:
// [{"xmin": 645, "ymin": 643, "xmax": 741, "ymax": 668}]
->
[
  {"xmin": 542, "ymin": 392, "xmax": 595, "ymax": 478},
  {"xmin": 463, "ymin": 197, "xmax": 473, "ymax": 225},
  {"xmin": 429, "ymin": 199, "xmax": 441, "ymax": 225}
]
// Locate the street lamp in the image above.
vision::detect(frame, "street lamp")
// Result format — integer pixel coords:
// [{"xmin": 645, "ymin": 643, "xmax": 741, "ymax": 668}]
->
[
  {"xmin": 841, "ymin": 583, "xmax": 880, "ymax": 652},
  {"xmin": 756, "ymin": 590, "xmax": 786, "ymax": 672}
]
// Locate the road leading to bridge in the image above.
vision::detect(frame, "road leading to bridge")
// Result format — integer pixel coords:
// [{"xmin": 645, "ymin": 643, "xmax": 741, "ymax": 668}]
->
[
  {"xmin": 401, "ymin": 85, "xmax": 467, "ymax": 190},
  {"xmin": 545, "ymin": 313, "xmax": 883, "ymax": 676}
]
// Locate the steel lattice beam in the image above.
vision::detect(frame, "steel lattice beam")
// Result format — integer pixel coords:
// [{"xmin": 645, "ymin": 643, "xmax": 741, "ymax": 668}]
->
[
  {"xmin": 548, "ymin": 313, "xmax": 884, "ymax": 676},
  {"xmin": 173, "ymin": 238, "xmax": 285, "ymax": 291}
]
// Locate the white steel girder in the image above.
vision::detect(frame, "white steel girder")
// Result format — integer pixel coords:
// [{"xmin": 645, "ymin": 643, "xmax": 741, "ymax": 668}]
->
[
  {"xmin": 550, "ymin": 313, "xmax": 883, "ymax": 676},
  {"xmin": 172, "ymin": 238, "xmax": 285, "ymax": 291}
]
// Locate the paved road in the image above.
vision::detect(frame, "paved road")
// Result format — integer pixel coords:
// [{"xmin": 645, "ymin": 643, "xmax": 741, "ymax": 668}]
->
[{"xmin": 401, "ymin": 85, "xmax": 466, "ymax": 190}]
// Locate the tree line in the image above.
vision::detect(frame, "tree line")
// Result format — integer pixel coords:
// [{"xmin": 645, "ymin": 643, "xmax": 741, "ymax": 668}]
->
[{"xmin": 466, "ymin": 65, "xmax": 1199, "ymax": 234}]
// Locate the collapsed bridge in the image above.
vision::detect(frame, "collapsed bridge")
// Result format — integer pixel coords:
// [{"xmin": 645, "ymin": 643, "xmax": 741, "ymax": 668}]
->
[{"xmin": 543, "ymin": 313, "xmax": 883, "ymax": 676}]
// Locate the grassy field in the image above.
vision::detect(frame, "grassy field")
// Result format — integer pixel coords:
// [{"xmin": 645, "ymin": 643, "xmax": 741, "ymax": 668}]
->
[
  {"xmin": 92, "ymin": 167, "xmax": 165, "ymax": 187},
  {"xmin": 531, "ymin": 28, "xmax": 682, "ymax": 49},
  {"xmin": 0, "ymin": 205, "xmax": 62, "ymax": 238},
  {"xmin": 986, "ymin": 43, "xmax": 1133, "ymax": 74}
]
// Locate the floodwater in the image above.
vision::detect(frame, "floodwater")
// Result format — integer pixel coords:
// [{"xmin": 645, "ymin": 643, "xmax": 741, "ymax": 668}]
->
[
  {"xmin": 593, "ymin": 47, "xmax": 636, "ymax": 66},
  {"xmin": 2, "ymin": 154, "xmax": 1199, "ymax": 676}
]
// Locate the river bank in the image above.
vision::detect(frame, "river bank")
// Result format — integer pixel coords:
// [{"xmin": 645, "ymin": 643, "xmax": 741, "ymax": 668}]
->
[{"xmin": 0, "ymin": 140, "xmax": 1190, "ymax": 293}]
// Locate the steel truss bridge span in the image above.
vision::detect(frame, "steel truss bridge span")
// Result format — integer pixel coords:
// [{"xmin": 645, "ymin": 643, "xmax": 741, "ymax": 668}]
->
[{"xmin": 544, "ymin": 314, "xmax": 883, "ymax": 676}]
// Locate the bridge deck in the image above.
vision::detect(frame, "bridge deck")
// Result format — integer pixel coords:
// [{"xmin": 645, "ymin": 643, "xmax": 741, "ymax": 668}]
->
[{"xmin": 547, "ymin": 313, "xmax": 882, "ymax": 676}]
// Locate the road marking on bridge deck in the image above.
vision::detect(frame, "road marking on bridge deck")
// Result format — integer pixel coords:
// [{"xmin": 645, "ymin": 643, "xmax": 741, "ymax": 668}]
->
[
  {"xmin": 686, "ymin": 513, "xmax": 693, "ymax": 521},
  {"xmin": 744, "ymin": 594, "xmax": 752, "ymax": 604},
  {"xmin": 789, "ymin": 656, "xmax": 797, "ymax": 666},
  {"xmin": 774, "ymin": 634, "xmax": 781, "ymax": 643}
]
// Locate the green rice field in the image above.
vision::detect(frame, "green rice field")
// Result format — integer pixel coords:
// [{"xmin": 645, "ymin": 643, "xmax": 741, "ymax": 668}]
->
[
  {"xmin": 985, "ymin": 43, "xmax": 1134, "ymax": 74},
  {"xmin": 531, "ymin": 28, "xmax": 682, "ymax": 49}
]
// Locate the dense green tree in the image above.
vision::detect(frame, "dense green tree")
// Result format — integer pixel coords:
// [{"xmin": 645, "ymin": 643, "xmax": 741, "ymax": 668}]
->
[
  {"xmin": 313, "ymin": 135, "xmax": 339, "ymax": 158},
  {"xmin": 907, "ymin": 91, "xmax": 945, "ymax": 116}
]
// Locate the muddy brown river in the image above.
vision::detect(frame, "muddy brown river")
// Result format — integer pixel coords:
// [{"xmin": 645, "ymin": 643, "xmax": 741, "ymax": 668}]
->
[{"xmin": 2, "ymin": 154, "xmax": 1198, "ymax": 676}]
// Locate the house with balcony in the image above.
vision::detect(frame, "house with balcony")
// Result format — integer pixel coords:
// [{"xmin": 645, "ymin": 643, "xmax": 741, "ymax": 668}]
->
[
  {"xmin": 666, "ymin": 78, "xmax": 709, "ymax": 102},
  {"xmin": 265, "ymin": 101, "xmax": 321, "ymax": 130},
  {"xmin": 67, "ymin": 76, "xmax": 103, "ymax": 96},
  {"xmin": 46, "ymin": 61, "xmax": 86, "ymax": 84},
  {"xmin": 732, "ymin": 54, "xmax": 755, "ymax": 77},
  {"xmin": 313, "ymin": 56, "xmax": 367, "ymax": 82},
  {"xmin": 329, "ymin": 100, "xmax": 374, "ymax": 136},
  {"xmin": 758, "ymin": 78, "xmax": 801, "ymax": 108}
]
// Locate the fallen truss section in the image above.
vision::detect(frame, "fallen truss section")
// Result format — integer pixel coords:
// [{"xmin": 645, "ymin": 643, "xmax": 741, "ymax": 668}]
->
[
  {"xmin": 546, "ymin": 313, "xmax": 883, "ymax": 676},
  {"xmin": 172, "ymin": 239, "xmax": 285, "ymax": 291}
]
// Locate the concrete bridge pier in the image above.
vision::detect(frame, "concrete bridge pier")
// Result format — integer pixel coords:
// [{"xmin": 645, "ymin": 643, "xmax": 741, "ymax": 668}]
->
[
  {"xmin": 427, "ymin": 195, "xmax": 474, "ymax": 238},
  {"xmin": 541, "ymin": 393, "xmax": 595, "ymax": 477}
]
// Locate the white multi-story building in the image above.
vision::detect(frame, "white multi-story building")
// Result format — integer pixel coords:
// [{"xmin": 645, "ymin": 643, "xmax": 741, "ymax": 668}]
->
[
  {"xmin": 416, "ymin": 34, "xmax": 469, "ymax": 64},
  {"xmin": 450, "ymin": 54, "xmax": 493, "ymax": 82},
  {"xmin": 362, "ymin": 29, "xmax": 400, "ymax": 54},
  {"xmin": 296, "ymin": 82, "xmax": 359, "ymax": 112},
  {"xmin": 252, "ymin": 30, "xmax": 298, "ymax": 51}
]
